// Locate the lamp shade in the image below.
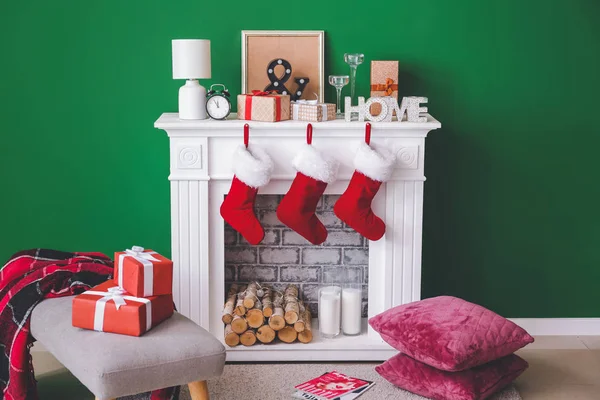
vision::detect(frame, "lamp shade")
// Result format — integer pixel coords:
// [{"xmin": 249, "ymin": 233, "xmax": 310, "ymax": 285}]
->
[{"xmin": 172, "ymin": 39, "xmax": 211, "ymax": 80}]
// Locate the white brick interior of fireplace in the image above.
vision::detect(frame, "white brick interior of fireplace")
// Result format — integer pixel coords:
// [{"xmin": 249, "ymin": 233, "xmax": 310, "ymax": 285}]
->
[{"xmin": 224, "ymin": 194, "xmax": 370, "ymax": 319}]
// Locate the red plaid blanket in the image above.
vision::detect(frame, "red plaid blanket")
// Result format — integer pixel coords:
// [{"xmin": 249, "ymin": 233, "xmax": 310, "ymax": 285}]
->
[{"xmin": 0, "ymin": 249, "xmax": 179, "ymax": 400}]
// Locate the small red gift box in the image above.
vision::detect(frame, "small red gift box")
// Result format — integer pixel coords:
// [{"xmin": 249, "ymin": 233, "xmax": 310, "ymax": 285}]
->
[
  {"xmin": 114, "ymin": 246, "xmax": 173, "ymax": 297},
  {"xmin": 72, "ymin": 280, "xmax": 174, "ymax": 336}
]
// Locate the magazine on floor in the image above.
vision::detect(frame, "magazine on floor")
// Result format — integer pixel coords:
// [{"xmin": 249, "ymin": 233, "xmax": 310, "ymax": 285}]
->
[{"xmin": 293, "ymin": 371, "xmax": 373, "ymax": 400}]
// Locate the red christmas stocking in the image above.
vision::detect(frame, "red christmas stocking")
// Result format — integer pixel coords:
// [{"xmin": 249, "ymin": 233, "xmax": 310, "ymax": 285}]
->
[
  {"xmin": 334, "ymin": 142, "xmax": 396, "ymax": 241},
  {"xmin": 221, "ymin": 144, "xmax": 273, "ymax": 245},
  {"xmin": 277, "ymin": 144, "xmax": 339, "ymax": 245}
]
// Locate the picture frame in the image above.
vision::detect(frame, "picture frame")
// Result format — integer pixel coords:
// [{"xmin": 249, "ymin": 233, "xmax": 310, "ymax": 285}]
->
[{"xmin": 241, "ymin": 30, "xmax": 325, "ymax": 101}]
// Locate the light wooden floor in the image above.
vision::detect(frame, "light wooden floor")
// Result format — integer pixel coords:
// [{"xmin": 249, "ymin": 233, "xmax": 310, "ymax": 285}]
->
[
  {"xmin": 513, "ymin": 336, "xmax": 600, "ymax": 399},
  {"xmin": 32, "ymin": 336, "xmax": 600, "ymax": 399}
]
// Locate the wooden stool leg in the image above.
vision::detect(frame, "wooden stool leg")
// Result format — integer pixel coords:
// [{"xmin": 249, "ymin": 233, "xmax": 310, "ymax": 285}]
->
[{"xmin": 188, "ymin": 380, "xmax": 210, "ymax": 400}]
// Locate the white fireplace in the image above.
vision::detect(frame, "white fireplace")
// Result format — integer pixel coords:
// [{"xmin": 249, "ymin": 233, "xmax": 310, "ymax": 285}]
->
[{"xmin": 155, "ymin": 113, "xmax": 441, "ymax": 361}]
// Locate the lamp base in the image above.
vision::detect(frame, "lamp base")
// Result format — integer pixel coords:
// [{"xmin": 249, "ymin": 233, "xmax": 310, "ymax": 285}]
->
[{"xmin": 178, "ymin": 79, "xmax": 207, "ymax": 120}]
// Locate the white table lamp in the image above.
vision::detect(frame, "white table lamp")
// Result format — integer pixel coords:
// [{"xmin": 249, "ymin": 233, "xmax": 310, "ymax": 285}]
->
[{"xmin": 172, "ymin": 39, "xmax": 211, "ymax": 120}]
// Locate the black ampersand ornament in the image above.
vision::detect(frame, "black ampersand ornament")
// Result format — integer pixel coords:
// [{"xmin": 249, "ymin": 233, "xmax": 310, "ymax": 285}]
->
[{"xmin": 264, "ymin": 58, "xmax": 310, "ymax": 101}]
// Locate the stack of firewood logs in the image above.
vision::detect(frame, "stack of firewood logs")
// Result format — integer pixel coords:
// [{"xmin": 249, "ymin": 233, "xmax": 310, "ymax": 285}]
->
[{"xmin": 222, "ymin": 282, "xmax": 313, "ymax": 346}]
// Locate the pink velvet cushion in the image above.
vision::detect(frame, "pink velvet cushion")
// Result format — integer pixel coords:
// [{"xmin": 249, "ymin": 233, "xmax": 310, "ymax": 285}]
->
[
  {"xmin": 369, "ymin": 296, "xmax": 534, "ymax": 371},
  {"xmin": 376, "ymin": 353, "xmax": 528, "ymax": 400}
]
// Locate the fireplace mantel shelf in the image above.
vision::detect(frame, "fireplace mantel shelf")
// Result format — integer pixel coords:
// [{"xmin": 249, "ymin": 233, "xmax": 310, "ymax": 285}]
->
[
  {"xmin": 155, "ymin": 111, "xmax": 442, "ymax": 362},
  {"xmin": 155, "ymin": 112, "xmax": 441, "ymax": 136}
]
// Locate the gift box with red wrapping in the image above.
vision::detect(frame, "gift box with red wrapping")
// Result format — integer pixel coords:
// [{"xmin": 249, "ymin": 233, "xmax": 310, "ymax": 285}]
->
[
  {"xmin": 114, "ymin": 246, "xmax": 173, "ymax": 297},
  {"xmin": 72, "ymin": 280, "xmax": 174, "ymax": 337},
  {"xmin": 237, "ymin": 91, "xmax": 291, "ymax": 122}
]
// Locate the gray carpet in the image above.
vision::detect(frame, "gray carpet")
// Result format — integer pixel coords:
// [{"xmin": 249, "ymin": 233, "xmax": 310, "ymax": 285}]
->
[
  {"xmin": 180, "ymin": 363, "xmax": 521, "ymax": 400},
  {"xmin": 37, "ymin": 362, "xmax": 521, "ymax": 399}
]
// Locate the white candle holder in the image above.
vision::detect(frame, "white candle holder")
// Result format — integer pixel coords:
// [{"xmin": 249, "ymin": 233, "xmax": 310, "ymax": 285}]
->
[
  {"xmin": 318, "ymin": 286, "xmax": 341, "ymax": 339},
  {"xmin": 342, "ymin": 283, "xmax": 363, "ymax": 336}
]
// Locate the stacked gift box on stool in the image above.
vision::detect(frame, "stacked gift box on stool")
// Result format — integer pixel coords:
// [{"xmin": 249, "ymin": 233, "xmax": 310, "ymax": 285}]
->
[{"xmin": 72, "ymin": 246, "xmax": 174, "ymax": 336}]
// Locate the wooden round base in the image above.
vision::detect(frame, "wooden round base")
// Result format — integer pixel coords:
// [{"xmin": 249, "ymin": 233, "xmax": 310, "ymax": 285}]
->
[
  {"xmin": 268, "ymin": 315, "xmax": 285, "ymax": 331},
  {"xmin": 256, "ymin": 325, "xmax": 276, "ymax": 344},
  {"xmin": 240, "ymin": 330, "xmax": 257, "ymax": 346},
  {"xmin": 225, "ymin": 332, "xmax": 240, "ymax": 347},
  {"xmin": 294, "ymin": 320, "xmax": 305, "ymax": 332},
  {"xmin": 284, "ymin": 311, "xmax": 299, "ymax": 325},
  {"xmin": 246, "ymin": 309, "xmax": 264, "ymax": 328},
  {"xmin": 297, "ymin": 309, "xmax": 313, "ymax": 343},
  {"xmin": 243, "ymin": 297, "xmax": 256, "ymax": 309},
  {"xmin": 234, "ymin": 305, "xmax": 246, "ymax": 316},
  {"xmin": 277, "ymin": 326, "xmax": 298, "ymax": 343},
  {"xmin": 298, "ymin": 330, "xmax": 313, "ymax": 343},
  {"xmin": 231, "ymin": 316, "xmax": 248, "ymax": 334}
]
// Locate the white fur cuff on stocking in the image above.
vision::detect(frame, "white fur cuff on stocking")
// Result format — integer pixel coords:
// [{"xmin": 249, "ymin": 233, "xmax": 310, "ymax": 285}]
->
[
  {"xmin": 292, "ymin": 144, "xmax": 339, "ymax": 184},
  {"xmin": 354, "ymin": 142, "xmax": 396, "ymax": 182},
  {"xmin": 232, "ymin": 144, "xmax": 274, "ymax": 188}
]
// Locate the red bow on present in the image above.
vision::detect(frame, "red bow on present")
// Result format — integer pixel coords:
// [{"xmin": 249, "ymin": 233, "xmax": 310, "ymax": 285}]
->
[
  {"xmin": 244, "ymin": 90, "xmax": 282, "ymax": 121},
  {"xmin": 250, "ymin": 90, "xmax": 277, "ymax": 96}
]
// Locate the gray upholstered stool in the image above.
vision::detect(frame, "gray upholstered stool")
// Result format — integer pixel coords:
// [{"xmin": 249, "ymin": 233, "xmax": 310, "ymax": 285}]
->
[{"xmin": 31, "ymin": 297, "xmax": 226, "ymax": 400}]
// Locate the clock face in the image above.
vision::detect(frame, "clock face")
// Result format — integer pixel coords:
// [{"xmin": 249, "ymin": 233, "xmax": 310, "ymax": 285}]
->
[{"xmin": 206, "ymin": 95, "xmax": 231, "ymax": 120}]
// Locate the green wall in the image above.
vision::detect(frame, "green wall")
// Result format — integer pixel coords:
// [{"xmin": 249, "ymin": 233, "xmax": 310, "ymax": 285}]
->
[{"xmin": 1, "ymin": 1, "xmax": 599, "ymax": 317}]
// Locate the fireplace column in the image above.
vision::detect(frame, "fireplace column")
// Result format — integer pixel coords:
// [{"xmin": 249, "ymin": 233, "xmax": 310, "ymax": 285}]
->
[{"xmin": 168, "ymin": 138, "xmax": 210, "ymax": 327}]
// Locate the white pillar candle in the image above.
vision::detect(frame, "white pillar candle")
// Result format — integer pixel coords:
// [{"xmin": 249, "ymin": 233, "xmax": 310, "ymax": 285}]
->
[
  {"xmin": 318, "ymin": 286, "xmax": 341, "ymax": 337},
  {"xmin": 342, "ymin": 288, "xmax": 362, "ymax": 335}
]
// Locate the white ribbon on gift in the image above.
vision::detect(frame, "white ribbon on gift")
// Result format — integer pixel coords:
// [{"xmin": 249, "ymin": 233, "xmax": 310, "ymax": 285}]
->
[
  {"xmin": 117, "ymin": 245, "xmax": 159, "ymax": 297},
  {"xmin": 295, "ymin": 99, "xmax": 319, "ymax": 105},
  {"xmin": 84, "ymin": 286, "xmax": 152, "ymax": 332}
]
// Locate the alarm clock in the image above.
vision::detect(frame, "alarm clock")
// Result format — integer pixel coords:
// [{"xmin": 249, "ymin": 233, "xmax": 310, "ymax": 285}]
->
[{"xmin": 206, "ymin": 84, "xmax": 232, "ymax": 120}]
